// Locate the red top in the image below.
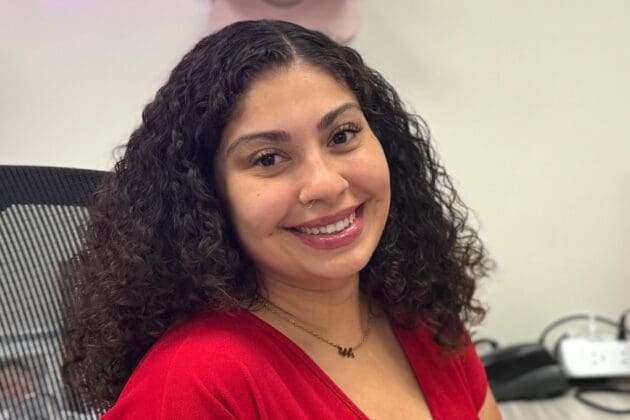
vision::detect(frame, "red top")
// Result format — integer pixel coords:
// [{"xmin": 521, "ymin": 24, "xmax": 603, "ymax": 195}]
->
[{"xmin": 103, "ymin": 310, "xmax": 487, "ymax": 419}]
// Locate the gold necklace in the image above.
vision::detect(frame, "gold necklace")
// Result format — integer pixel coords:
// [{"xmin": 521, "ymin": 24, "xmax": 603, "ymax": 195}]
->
[{"xmin": 260, "ymin": 297, "xmax": 372, "ymax": 358}]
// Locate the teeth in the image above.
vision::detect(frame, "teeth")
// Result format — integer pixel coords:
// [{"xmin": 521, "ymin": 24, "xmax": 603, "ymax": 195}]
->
[{"xmin": 296, "ymin": 212, "xmax": 356, "ymax": 235}]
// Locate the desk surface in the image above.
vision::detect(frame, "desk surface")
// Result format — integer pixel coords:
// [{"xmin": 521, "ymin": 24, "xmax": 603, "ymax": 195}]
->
[{"xmin": 500, "ymin": 388, "xmax": 630, "ymax": 419}]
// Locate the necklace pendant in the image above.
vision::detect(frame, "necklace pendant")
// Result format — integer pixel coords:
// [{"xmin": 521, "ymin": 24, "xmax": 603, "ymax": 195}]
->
[{"xmin": 337, "ymin": 346, "xmax": 355, "ymax": 358}]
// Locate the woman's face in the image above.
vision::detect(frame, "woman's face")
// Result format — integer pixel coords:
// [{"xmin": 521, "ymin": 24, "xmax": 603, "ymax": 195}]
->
[{"xmin": 215, "ymin": 62, "xmax": 390, "ymax": 290}]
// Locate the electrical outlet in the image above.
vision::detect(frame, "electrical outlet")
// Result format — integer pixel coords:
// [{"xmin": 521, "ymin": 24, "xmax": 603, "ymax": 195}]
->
[{"xmin": 558, "ymin": 337, "xmax": 630, "ymax": 378}]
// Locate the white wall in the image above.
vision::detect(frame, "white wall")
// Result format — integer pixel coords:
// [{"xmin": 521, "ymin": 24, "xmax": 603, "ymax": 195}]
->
[
  {"xmin": 1, "ymin": 0, "xmax": 628, "ymax": 344},
  {"xmin": 0, "ymin": 0, "xmax": 210, "ymax": 169}
]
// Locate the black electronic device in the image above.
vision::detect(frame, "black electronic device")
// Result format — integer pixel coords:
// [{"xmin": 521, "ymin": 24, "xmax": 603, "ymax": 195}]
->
[{"xmin": 481, "ymin": 342, "xmax": 569, "ymax": 401}]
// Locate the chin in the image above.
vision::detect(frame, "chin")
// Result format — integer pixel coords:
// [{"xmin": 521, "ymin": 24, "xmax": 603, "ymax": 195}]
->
[{"xmin": 305, "ymin": 254, "xmax": 373, "ymax": 283}]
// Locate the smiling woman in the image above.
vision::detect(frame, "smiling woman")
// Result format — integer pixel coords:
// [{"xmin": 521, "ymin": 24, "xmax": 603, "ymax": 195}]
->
[{"xmin": 62, "ymin": 20, "xmax": 501, "ymax": 419}]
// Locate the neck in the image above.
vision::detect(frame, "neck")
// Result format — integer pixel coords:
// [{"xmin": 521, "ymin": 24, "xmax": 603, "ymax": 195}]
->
[{"xmin": 257, "ymin": 273, "xmax": 367, "ymax": 346}]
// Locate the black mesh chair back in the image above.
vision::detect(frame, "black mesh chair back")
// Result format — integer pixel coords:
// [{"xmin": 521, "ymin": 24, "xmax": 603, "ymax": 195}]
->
[{"xmin": 0, "ymin": 165, "xmax": 105, "ymax": 419}]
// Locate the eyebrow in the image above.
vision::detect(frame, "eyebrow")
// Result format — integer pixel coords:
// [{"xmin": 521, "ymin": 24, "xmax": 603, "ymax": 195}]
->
[
  {"xmin": 317, "ymin": 102, "xmax": 361, "ymax": 131},
  {"xmin": 225, "ymin": 102, "xmax": 361, "ymax": 156}
]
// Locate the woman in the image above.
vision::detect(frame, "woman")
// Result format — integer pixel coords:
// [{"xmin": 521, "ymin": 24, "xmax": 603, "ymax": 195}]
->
[{"xmin": 63, "ymin": 20, "xmax": 501, "ymax": 419}]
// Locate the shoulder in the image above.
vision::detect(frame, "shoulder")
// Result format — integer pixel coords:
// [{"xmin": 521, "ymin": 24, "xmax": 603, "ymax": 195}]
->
[
  {"xmin": 395, "ymin": 323, "xmax": 488, "ymax": 413},
  {"xmin": 154, "ymin": 309, "xmax": 266, "ymax": 362},
  {"xmin": 131, "ymin": 309, "xmax": 267, "ymax": 376},
  {"xmin": 103, "ymin": 310, "xmax": 275, "ymax": 419},
  {"xmin": 457, "ymin": 335, "xmax": 489, "ymax": 410}
]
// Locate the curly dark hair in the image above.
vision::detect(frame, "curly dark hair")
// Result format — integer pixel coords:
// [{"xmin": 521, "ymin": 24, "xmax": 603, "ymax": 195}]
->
[{"xmin": 62, "ymin": 20, "xmax": 490, "ymax": 410}]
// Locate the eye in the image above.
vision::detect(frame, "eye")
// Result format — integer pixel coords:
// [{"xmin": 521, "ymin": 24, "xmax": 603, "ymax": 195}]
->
[
  {"xmin": 330, "ymin": 123, "xmax": 362, "ymax": 146},
  {"xmin": 253, "ymin": 151, "xmax": 284, "ymax": 167}
]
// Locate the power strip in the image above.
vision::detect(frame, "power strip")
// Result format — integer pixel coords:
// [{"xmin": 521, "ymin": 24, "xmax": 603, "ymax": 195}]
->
[{"xmin": 558, "ymin": 337, "xmax": 630, "ymax": 378}]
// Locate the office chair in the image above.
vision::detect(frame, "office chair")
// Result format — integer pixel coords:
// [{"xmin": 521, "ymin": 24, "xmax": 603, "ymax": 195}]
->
[{"xmin": 0, "ymin": 165, "xmax": 105, "ymax": 419}]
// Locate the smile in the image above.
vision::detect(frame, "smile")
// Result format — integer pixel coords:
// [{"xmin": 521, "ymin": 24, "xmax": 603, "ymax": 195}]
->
[
  {"xmin": 289, "ymin": 205, "xmax": 364, "ymax": 249},
  {"xmin": 295, "ymin": 212, "xmax": 356, "ymax": 235}
]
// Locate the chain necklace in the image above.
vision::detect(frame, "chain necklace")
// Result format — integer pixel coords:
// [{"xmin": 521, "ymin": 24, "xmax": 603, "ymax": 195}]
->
[{"xmin": 260, "ymin": 297, "xmax": 372, "ymax": 358}]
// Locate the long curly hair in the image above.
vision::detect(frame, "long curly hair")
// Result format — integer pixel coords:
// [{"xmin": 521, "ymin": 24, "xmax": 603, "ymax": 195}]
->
[{"xmin": 62, "ymin": 20, "xmax": 490, "ymax": 410}]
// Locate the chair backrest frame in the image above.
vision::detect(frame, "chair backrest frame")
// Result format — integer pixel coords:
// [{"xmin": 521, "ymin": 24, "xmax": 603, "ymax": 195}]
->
[{"xmin": 1, "ymin": 165, "xmax": 105, "ymax": 419}]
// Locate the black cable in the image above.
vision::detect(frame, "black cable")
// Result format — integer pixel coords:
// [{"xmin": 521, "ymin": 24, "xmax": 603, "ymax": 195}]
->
[
  {"xmin": 538, "ymin": 313, "xmax": 619, "ymax": 347},
  {"xmin": 575, "ymin": 385, "xmax": 630, "ymax": 415},
  {"xmin": 617, "ymin": 307, "xmax": 630, "ymax": 340}
]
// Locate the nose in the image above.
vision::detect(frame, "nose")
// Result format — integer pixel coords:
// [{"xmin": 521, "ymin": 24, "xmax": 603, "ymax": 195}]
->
[{"xmin": 297, "ymin": 152, "xmax": 349, "ymax": 206}]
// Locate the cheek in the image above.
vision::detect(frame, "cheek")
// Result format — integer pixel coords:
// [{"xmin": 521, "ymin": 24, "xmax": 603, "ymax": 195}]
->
[
  {"xmin": 224, "ymin": 175, "xmax": 296, "ymax": 238},
  {"xmin": 349, "ymin": 142, "xmax": 391, "ymax": 198}
]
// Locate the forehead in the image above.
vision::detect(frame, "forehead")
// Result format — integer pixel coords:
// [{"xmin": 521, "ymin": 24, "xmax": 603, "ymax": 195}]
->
[{"xmin": 221, "ymin": 63, "xmax": 357, "ymax": 142}]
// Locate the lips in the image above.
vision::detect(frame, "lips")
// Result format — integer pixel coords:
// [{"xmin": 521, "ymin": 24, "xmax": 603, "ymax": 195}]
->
[{"xmin": 288, "ymin": 205, "xmax": 364, "ymax": 249}]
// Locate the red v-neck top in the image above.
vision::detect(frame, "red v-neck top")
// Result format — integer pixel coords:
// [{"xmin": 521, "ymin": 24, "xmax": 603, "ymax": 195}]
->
[{"xmin": 103, "ymin": 310, "xmax": 487, "ymax": 419}]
